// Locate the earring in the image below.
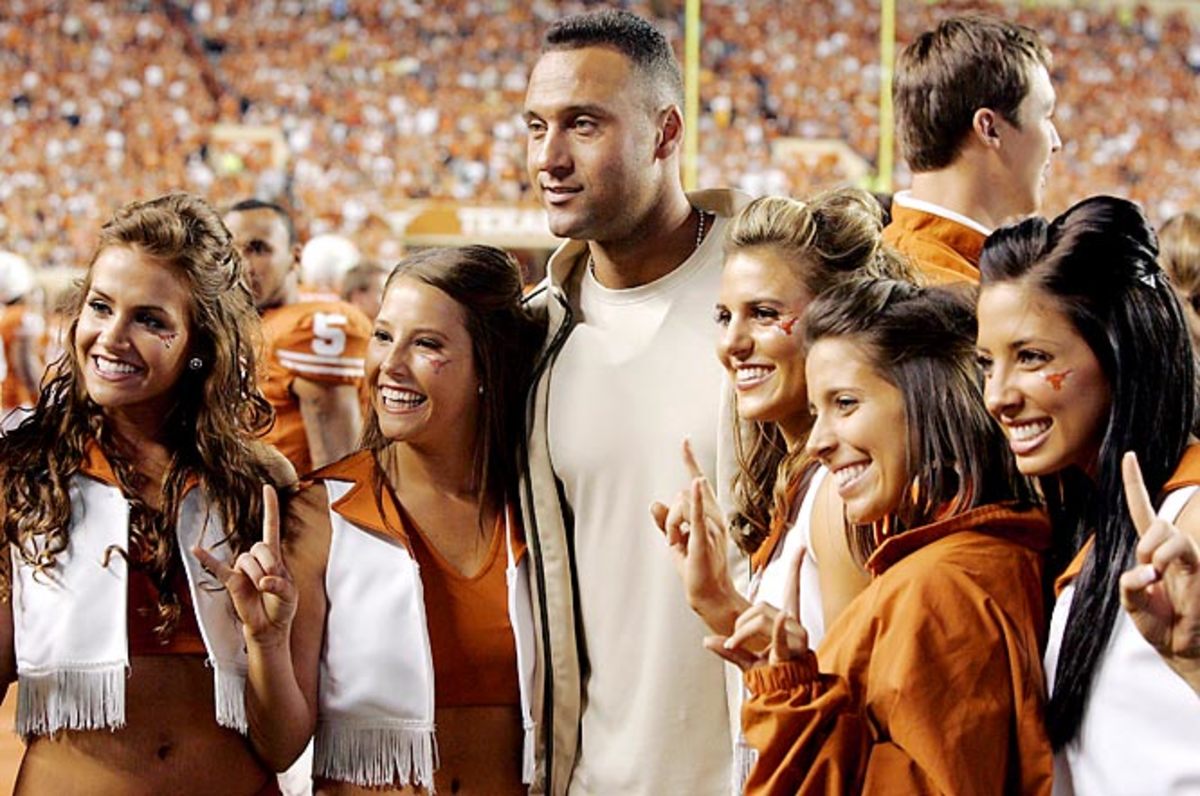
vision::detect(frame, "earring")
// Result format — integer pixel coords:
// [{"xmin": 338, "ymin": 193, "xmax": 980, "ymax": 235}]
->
[
  {"xmin": 477, "ymin": 384, "xmax": 484, "ymax": 396},
  {"xmin": 188, "ymin": 357, "xmax": 204, "ymax": 371}
]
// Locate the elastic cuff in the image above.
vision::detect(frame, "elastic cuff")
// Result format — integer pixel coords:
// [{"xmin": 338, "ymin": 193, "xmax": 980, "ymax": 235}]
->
[{"xmin": 743, "ymin": 652, "xmax": 820, "ymax": 695}]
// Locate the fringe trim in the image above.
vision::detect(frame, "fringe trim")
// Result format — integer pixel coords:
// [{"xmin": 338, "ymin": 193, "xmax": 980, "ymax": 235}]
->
[
  {"xmin": 732, "ymin": 734, "xmax": 757, "ymax": 795},
  {"xmin": 314, "ymin": 721, "xmax": 438, "ymax": 790},
  {"xmin": 16, "ymin": 666, "xmax": 126, "ymax": 737},
  {"xmin": 213, "ymin": 667, "xmax": 247, "ymax": 734},
  {"xmin": 522, "ymin": 721, "xmax": 535, "ymax": 785}
]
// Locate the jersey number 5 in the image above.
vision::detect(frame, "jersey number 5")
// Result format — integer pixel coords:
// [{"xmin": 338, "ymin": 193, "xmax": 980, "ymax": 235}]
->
[{"xmin": 312, "ymin": 313, "xmax": 348, "ymax": 357}]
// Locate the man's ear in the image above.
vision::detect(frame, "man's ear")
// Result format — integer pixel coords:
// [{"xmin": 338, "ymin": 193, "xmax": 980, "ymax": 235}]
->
[
  {"xmin": 655, "ymin": 105, "xmax": 685, "ymax": 160},
  {"xmin": 972, "ymin": 108, "xmax": 1003, "ymax": 150}
]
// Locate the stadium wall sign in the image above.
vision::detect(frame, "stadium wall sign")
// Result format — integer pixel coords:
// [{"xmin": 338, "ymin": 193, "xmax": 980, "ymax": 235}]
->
[{"xmin": 392, "ymin": 204, "xmax": 563, "ymax": 249}]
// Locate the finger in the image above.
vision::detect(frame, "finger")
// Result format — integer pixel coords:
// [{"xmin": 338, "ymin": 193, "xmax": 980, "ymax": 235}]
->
[
  {"xmin": 650, "ymin": 501, "xmax": 670, "ymax": 534},
  {"xmin": 258, "ymin": 574, "xmax": 297, "ymax": 600},
  {"xmin": 769, "ymin": 610, "xmax": 792, "ymax": 664},
  {"xmin": 682, "ymin": 437, "xmax": 708, "ymax": 482},
  {"xmin": 1123, "ymin": 451, "xmax": 1157, "ymax": 537},
  {"xmin": 1135, "ymin": 520, "xmax": 1175, "ymax": 565},
  {"xmin": 249, "ymin": 541, "xmax": 284, "ymax": 577},
  {"xmin": 665, "ymin": 493, "xmax": 692, "ymax": 547},
  {"xmin": 262, "ymin": 484, "xmax": 281, "ymax": 554},
  {"xmin": 703, "ymin": 635, "xmax": 760, "ymax": 671},
  {"xmin": 1120, "ymin": 563, "xmax": 1160, "ymax": 612},
  {"xmin": 236, "ymin": 552, "xmax": 268, "ymax": 587},
  {"xmin": 192, "ymin": 545, "xmax": 236, "ymax": 582},
  {"xmin": 783, "ymin": 545, "xmax": 807, "ymax": 620},
  {"xmin": 726, "ymin": 609, "xmax": 778, "ymax": 651},
  {"xmin": 1151, "ymin": 533, "xmax": 1200, "ymax": 576},
  {"xmin": 689, "ymin": 479, "xmax": 713, "ymax": 562}
]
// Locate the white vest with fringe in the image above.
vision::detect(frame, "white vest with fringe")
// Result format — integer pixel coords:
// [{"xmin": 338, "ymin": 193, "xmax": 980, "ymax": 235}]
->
[
  {"xmin": 317, "ymin": 478, "xmax": 537, "ymax": 790},
  {"xmin": 10, "ymin": 473, "xmax": 248, "ymax": 737}
]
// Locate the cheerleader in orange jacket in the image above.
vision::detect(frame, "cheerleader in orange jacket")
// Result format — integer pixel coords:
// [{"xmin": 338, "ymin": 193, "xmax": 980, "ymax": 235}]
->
[{"xmin": 711, "ymin": 279, "xmax": 1054, "ymax": 795}]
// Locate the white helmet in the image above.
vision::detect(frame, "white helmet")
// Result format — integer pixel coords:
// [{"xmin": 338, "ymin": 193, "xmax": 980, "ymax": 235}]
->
[
  {"xmin": 0, "ymin": 251, "xmax": 34, "ymax": 304},
  {"xmin": 300, "ymin": 234, "xmax": 361, "ymax": 291}
]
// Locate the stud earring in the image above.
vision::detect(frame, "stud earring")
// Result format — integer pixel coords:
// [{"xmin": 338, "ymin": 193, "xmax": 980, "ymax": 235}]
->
[
  {"xmin": 188, "ymin": 357, "xmax": 204, "ymax": 371},
  {"xmin": 477, "ymin": 384, "xmax": 484, "ymax": 396}
]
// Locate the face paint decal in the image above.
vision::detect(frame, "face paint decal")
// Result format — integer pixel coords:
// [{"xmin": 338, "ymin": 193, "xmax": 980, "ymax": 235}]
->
[
  {"xmin": 1044, "ymin": 369, "xmax": 1072, "ymax": 391},
  {"xmin": 778, "ymin": 315, "xmax": 799, "ymax": 336}
]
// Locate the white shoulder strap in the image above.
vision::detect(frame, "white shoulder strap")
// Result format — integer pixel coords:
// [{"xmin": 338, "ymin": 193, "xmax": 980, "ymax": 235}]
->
[{"xmin": 1157, "ymin": 484, "xmax": 1200, "ymax": 524}]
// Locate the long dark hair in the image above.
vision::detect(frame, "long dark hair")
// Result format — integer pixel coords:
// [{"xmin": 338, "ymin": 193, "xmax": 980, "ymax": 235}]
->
[
  {"xmin": 0, "ymin": 193, "xmax": 279, "ymax": 638},
  {"xmin": 979, "ymin": 195, "xmax": 1195, "ymax": 748},
  {"xmin": 805, "ymin": 278, "xmax": 1037, "ymax": 560},
  {"xmin": 360, "ymin": 246, "xmax": 544, "ymax": 516}
]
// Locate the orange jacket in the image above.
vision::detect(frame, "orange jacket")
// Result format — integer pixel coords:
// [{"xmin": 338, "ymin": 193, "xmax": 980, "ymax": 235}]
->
[
  {"xmin": 742, "ymin": 503, "xmax": 1053, "ymax": 795},
  {"xmin": 883, "ymin": 204, "xmax": 984, "ymax": 286}
]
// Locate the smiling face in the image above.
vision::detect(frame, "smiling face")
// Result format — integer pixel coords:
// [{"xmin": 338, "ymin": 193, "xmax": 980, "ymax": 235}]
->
[
  {"xmin": 524, "ymin": 46, "xmax": 664, "ymax": 243},
  {"xmin": 805, "ymin": 336, "xmax": 909, "ymax": 524},
  {"xmin": 976, "ymin": 281, "xmax": 1111, "ymax": 476},
  {"xmin": 716, "ymin": 247, "xmax": 814, "ymax": 446},
  {"xmin": 74, "ymin": 246, "xmax": 193, "ymax": 421},
  {"xmin": 366, "ymin": 276, "xmax": 480, "ymax": 447}
]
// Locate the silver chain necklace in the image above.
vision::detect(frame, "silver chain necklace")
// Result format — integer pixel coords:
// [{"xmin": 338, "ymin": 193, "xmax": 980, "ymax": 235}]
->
[{"xmin": 588, "ymin": 207, "xmax": 708, "ymax": 279}]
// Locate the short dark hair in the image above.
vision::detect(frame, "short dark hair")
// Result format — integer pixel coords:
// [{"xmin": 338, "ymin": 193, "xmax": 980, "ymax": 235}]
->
[
  {"xmin": 980, "ymin": 195, "xmax": 1195, "ymax": 750},
  {"xmin": 805, "ymin": 277, "xmax": 1036, "ymax": 560},
  {"xmin": 542, "ymin": 9, "xmax": 684, "ymax": 107},
  {"xmin": 895, "ymin": 15, "xmax": 1051, "ymax": 172},
  {"xmin": 225, "ymin": 198, "xmax": 298, "ymax": 246}
]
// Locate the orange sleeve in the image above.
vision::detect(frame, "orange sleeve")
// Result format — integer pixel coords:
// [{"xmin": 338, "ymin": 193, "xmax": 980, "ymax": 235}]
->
[
  {"xmin": 744, "ymin": 564, "xmax": 1051, "ymax": 795},
  {"xmin": 275, "ymin": 303, "xmax": 370, "ymax": 386},
  {"xmin": 742, "ymin": 655, "xmax": 870, "ymax": 795}
]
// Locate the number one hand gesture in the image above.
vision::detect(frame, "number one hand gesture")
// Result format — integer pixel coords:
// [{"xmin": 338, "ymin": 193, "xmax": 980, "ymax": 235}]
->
[
  {"xmin": 1119, "ymin": 451, "xmax": 1200, "ymax": 692},
  {"xmin": 194, "ymin": 485, "xmax": 297, "ymax": 648},
  {"xmin": 705, "ymin": 542, "xmax": 810, "ymax": 672}
]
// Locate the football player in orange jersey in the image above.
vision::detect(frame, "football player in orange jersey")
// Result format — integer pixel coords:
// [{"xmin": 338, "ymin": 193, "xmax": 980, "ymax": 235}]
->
[
  {"xmin": 0, "ymin": 251, "xmax": 45, "ymax": 429},
  {"xmin": 223, "ymin": 200, "xmax": 371, "ymax": 475}
]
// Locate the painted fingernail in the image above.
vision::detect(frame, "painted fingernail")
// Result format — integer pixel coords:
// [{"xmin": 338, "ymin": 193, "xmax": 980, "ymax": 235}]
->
[{"xmin": 1139, "ymin": 564, "xmax": 1161, "ymax": 586}]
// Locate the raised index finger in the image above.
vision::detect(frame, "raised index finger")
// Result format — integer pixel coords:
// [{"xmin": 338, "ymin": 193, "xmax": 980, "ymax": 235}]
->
[
  {"xmin": 784, "ymin": 545, "xmax": 806, "ymax": 620},
  {"xmin": 681, "ymin": 437, "xmax": 709, "ymax": 482},
  {"xmin": 1122, "ymin": 451, "xmax": 1156, "ymax": 538},
  {"xmin": 262, "ymin": 484, "xmax": 281, "ymax": 554}
]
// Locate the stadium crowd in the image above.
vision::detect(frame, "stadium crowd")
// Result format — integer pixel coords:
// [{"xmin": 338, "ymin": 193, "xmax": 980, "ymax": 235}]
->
[{"xmin": 1, "ymin": 0, "xmax": 1198, "ymax": 270}]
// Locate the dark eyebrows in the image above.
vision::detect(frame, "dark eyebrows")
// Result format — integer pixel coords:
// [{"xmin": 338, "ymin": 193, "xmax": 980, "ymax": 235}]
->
[{"xmin": 87, "ymin": 287, "xmax": 172, "ymax": 317}]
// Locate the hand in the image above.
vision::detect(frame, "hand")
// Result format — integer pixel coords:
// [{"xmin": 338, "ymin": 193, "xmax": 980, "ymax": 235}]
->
[
  {"xmin": 650, "ymin": 439, "xmax": 746, "ymax": 634},
  {"xmin": 194, "ymin": 485, "xmax": 297, "ymax": 648},
  {"xmin": 705, "ymin": 543, "xmax": 810, "ymax": 671},
  {"xmin": 1119, "ymin": 451, "xmax": 1200, "ymax": 689}
]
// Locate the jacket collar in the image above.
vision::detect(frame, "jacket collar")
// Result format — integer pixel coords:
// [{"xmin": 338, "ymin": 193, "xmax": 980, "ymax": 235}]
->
[{"xmin": 866, "ymin": 502, "xmax": 1051, "ymax": 577}]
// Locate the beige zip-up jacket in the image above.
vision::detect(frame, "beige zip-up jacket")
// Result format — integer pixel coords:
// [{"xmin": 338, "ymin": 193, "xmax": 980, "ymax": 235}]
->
[{"xmin": 519, "ymin": 189, "xmax": 750, "ymax": 795}]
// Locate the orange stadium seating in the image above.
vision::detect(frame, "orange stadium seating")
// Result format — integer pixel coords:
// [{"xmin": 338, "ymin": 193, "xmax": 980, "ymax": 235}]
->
[{"xmin": 0, "ymin": 0, "xmax": 1197, "ymax": 268}]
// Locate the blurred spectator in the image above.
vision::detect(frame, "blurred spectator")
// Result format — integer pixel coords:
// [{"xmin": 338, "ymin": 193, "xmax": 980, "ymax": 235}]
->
[{"xmin": 341, "ymin": 260, "xmax": 388, "ymax": 321}]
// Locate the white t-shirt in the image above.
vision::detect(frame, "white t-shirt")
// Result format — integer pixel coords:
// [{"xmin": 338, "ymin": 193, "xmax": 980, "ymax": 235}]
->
[
  {"xmin": 1045, "ymin": 484, "xmax": 1200, "ymax": 796},
  {"xmin": 548, "ymin": 220, "xmax": 734, "ymax": 795}
]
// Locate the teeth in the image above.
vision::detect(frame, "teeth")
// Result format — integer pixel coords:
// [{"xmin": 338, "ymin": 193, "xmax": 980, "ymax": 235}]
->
[
  {"xmin": 95, "ymin": 356, "xmax": 138, "ymax": 375},
  {"xmin": 1010, "ymin": 420, "xmax": 1051, "ymax": 441},
  {"xmin": 380, "ymin": 385, "xmax": 426, "ymax": 408},
  {"xmin": 834, "ymin": 462, "xmax": 869, "ymax": 487},
  {"xmin": 737, "ymin": 365, "xmax": 772, "ymax": 385}
]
